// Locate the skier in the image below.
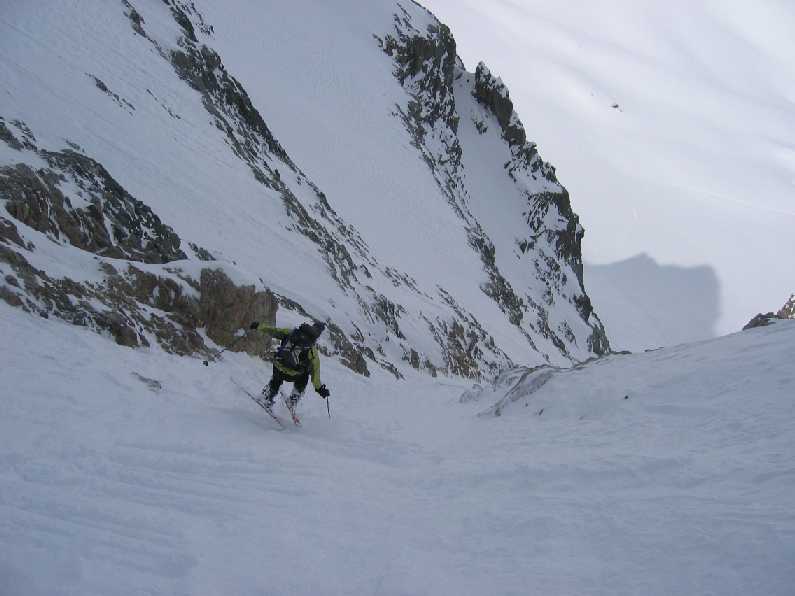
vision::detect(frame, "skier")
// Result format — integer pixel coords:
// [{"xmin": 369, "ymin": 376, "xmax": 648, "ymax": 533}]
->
[{"xmin": 248, "ymin": 320, "xmax": 331, "ymax": 418}]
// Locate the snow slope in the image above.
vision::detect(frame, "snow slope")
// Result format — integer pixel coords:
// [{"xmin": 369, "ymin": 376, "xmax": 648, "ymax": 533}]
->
[
  {"xmin": 2, "ymin": 303, "xmax": 794, "ymax": 596},
  {"xmin": 2, "ymin": 2, "xmax": 793, "ymax": 594},
  {"xmin": 422, "ymin": 0, "xmax": 795, "ymax": 345},
  {"xmin": 0, "ymin": 0, "xmax": 607, "ymax": 378}
]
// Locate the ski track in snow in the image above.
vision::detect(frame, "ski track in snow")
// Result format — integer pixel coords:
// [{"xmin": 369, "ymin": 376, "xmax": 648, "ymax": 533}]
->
[{"xmin": 2, "ymin": 304, "xmax": 794, "ymax": 596}]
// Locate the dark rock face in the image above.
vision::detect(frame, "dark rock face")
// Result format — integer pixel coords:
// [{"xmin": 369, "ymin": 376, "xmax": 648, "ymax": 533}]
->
[
  {"xmin": 587, "ymin": 320, "xmax": 611, "ymax": 354},
  {"xmin": 426, "ymin": 288, "xmax": 514, "ymax": 380},
  {"xmin": 121, "ymin": 0, "xmax": 146, "ymax": 37},
  {"xmin": 382, "ymin": 17, "xmax": 459, "ymax": 135},
  {"xmin": 778, "ymin": 295, "xmax": 795, "ymax": 319},
  {"xmin": 0, "ymin": 216, "xmax": 28, "ymax": 249},
  {"xmin": 468, "ymin": 231, "xmax": 525, "ymax": 326},
  {"xmin": 0, "ymin": 124, "xmax": 186, "ymax": 264},
  {"xmin": 166, "ymin": 0, "xmax": 214, "ymax": 40},
  {"xmin": 0, "ymin": 242, "xmax": 202, "ymax": 352},
  {"xmin": 189, "ymin": 243, "xmax": 215, "ymax": 261},
  {"xmin": 169, "ymin": 44, "xmax": 293, "ymax": 179},
  {"xmin": 473, "ymin": 62, "xmax": 525, "ymax": 146},
  {"xmin": 743, "ymin": 312, "xmax": 779, "ymax": 330},
  {"xmin": 743, "ymin": 294, "xmax": 795, "ymax": 330},
  {"xmin": 0, "ymin": 119, "xmax": 24, "ymax": 150},
  {"xmin": 89, "ymin": 74, "xmax": 135, "ymax": 113},
  {"xmin": 323, "ymin": 322, "xmax": 371, "ymax": 377}
]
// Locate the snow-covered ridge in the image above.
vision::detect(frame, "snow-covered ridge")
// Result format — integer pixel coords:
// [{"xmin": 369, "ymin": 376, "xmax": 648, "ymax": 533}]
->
[
  {"xmin": 1, "ymin": 0, "xmax": 607, "ymax": 379},
  {"xmin": 377, "ymin": 4, "xmax": 608, "ymax": 357}
]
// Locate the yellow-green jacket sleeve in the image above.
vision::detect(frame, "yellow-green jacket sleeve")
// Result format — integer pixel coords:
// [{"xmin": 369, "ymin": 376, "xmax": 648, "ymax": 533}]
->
[{"xmin": 255, "ymin": 324, "xmax": 290, "ymax": 340}]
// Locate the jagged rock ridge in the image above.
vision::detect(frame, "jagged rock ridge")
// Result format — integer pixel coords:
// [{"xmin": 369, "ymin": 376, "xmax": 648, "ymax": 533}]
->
[
  {"xmin": 376, "ymin": 3, "xmax": 609, "ymax": 359},
  {"xmin": 743, "ymin": 294, "xmax": 795, "ymax": 330}
]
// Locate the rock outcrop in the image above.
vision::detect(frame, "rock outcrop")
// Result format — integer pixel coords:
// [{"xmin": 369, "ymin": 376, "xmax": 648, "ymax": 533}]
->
[
  {"xmin": 1, "ymin": 120, "xmax": 186, "ymax": 264},
  {"xmin": 743, "ymin": 294, "xmax": 795, "ymax": 330},
  {"xmin": 473, "ymin": 62, "xmax": 527, "ymax": 148},
  {"xmin": 777, "ymin": 294, "xmax": 795, "ymax": 320},
  {"xmin": 199, "ymin": 268, "xmax": 277, "ymax": 354},
  {"xmin": 377, "ymin": 5, "xmax": 609, "ymax": 364},
  {"xmin": 0, "ymin": 215, "xmax": 276, "ymax": 357}
]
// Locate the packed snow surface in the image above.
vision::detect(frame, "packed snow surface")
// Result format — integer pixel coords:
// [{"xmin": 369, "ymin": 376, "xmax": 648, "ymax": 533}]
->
[
  {"xmin": 2, "ymin": 304, "xmax": 793, "ymax": 596},
  {"xmin": 423, "ymin": 0, "xmax": 795, "ymax": 344}
]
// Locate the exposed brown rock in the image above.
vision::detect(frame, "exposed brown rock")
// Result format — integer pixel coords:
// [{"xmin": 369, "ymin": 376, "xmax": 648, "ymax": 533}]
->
[
  {"xmin": 199, "ymin": 268, "xmax": 277, "ymax": 355},
  {"xmin": 0, "ymin": 284, "xmax": 23, "ymax": 307}
]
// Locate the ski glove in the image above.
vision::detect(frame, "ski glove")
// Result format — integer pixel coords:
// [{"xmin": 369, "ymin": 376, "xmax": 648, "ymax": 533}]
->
[
  {"xmin": 249, "ymin": 321, "xmax": 259, "ymax": 330},
  {"xmin": 317, "ymin": 385, "xmax": 330, "ymax": 399}
]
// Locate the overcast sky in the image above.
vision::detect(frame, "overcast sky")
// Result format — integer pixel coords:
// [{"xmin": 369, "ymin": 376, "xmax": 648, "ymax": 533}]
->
[{"xmin": 421, "ymin": 0, "xmax": 795, "ymax": 336}]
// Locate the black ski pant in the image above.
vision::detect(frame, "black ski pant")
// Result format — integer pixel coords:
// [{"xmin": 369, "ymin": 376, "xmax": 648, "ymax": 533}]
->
[{"xmin": 265, "ymin": 366, "xmax": 309, "ymax": 401}]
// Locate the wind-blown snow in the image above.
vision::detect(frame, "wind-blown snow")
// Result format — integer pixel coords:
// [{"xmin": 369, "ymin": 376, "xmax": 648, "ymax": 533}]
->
[
  {"xmin": 2, "ymin": 304, "xmax": 794, "ymax": 595},
  {"xmin": 422, "ymin": 0, "xmax": 795, "ymax": 342}
]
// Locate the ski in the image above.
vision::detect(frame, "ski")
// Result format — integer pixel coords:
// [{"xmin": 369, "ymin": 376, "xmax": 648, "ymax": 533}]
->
[
  {"xmin": 230, "ymin": 377, "xmax": 285, "ymax": 429},
  {"xmin": 252, "ymin": 395, "xmax": 286, "ymax": 429}
]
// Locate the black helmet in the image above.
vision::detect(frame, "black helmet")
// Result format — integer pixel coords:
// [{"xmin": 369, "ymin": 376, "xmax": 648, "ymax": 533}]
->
[{"xmin": 297, "ymin": 320, "xmax": 325, "ymax": 345}]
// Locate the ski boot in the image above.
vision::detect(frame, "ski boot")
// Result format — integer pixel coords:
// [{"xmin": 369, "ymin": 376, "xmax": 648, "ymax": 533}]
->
[
  {"xmin": 260, "ymin": 387, "xmax": 277, "ymax": 413},
  {"xmin": 285, "ymin": 391, "xmax": 302, "ymax": 426}
]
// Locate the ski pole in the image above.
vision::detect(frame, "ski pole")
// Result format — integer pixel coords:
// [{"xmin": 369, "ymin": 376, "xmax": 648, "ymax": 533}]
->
[
  {"xmin": 202, "ymin": 333, "xmax": 245, "ymax": 366},
  {"xmin": 326, "ymin": 394, "xmax": 331, "ymax": 420}
]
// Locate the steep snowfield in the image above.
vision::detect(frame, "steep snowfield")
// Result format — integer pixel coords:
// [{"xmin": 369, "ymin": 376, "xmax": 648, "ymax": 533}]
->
[
  {"xmin": 423, "ymin": 0, "xmax": 795, "ymax": 345},
  {"xmin": 2, "ymin": 304, "xmax": 793, "ymax": 596},
  {"xmin": 0, "ymin": 0, "xmax": 606, "ymax": 378}
]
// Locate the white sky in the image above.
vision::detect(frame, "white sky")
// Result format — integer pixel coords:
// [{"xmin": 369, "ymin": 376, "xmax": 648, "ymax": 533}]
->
[{"xmin": 422, "ymin": 0, "xmax": 795, "ymax": 335}]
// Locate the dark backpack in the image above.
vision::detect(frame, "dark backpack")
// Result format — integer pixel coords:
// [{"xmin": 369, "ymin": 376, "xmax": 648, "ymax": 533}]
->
[{"xmin": 275, "ymin": 328, "xmax": 311, "ymax": 370}]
